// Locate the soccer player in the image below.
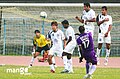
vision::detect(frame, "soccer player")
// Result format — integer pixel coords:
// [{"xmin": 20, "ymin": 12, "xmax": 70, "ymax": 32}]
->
[
  {"xmin": 37, "ymin": 32, "xmax": 52, "ymax": 62},
  {"xmin": 48, "ymin": 21, "xmax": 65, "ymax": 73},
  {"xmin": 77, "ymin": 26, "xmax": 97, "ymax": 79},
  {"xmin": 28, "ymin": 30, "xmax": 50, "ymax": 68},
  {"xmin": 75, "ymin": 3, "xmax": 96, "ymax": 37},
  {"xmin": 61, "ymin": 20, "xmax": 76, "ymax": 73},
  {"xmin": 96, "ymin": 6, "xmax": 112, "ymax": 65}
]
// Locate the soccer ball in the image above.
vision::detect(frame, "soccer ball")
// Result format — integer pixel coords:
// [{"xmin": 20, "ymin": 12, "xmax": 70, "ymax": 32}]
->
[{"xmin": 40, "ymin": 11, "xmax": 47, "ymax": 18}]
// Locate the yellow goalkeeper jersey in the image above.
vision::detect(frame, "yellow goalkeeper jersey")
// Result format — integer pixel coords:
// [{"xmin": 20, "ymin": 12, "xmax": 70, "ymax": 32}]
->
[{"xmin": 33, "ymin": 34, "xmax": 48, "ymax": 47}]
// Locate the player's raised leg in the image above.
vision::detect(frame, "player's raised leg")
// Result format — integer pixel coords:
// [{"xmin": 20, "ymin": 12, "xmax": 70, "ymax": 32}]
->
[
  {"xmin": 48, "ymin": 54, "xmax": 55, "ymax": 73},
  {"xmin": 52, "ymin": 56, "xmax": 57, "ymax": 68},
  {"xmin": 84, "ymin": 54, "xmax": 97, "ymax": 79},
  {"xmin": 38, "ymin": 50, "xmax": 48, "ymax": 62}
]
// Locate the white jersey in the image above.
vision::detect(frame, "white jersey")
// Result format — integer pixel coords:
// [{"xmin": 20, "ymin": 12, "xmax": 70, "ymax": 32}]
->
[
  {"xmin": 50, "ymin": 29, "xmax": 65, "ymax": 50},
  {"xmin": 82, "ymin": 9, "xmax": 96, "ymax": 30},
  {"xmin": 65, "ymin": 26, "xmax": 76, "ymax": 42},
  {"xmin": 97, "ymin": 14, "xmax": 112, "ymax": 35},
  {"xmin": 64, "ymin": 26, "xmax": 76, "ymax": 54}
]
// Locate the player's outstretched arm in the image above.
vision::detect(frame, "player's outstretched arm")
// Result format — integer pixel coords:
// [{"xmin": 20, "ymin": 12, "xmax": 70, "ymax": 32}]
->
[
  {"xmin": 75, "ymin": 16, "xmax": 84, "ymax": 23},
  {"xmin": 97, "ymin": 18, "xmax": 109, "ymax": 26},
  {"xmin": 85, "ymin": 18, "xmax": 96, "ymax": 22},
  {"xmin": 63, "ymin": 39, "xmax": 67, "ymax": 48},
  {"xmin": 78, "ymin": 46, "xmax": 83, "ymax": 63}
]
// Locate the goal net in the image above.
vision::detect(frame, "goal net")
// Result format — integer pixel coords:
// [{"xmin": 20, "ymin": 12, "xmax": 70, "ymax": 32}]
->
[{"xmin": 0, "ymin": 3, "xmax": 120, "ymax": 56}]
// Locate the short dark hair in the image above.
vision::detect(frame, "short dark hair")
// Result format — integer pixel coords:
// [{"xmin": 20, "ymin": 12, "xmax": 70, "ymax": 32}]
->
[
  {"xmin": 51, "ymin": 21, "xmax": 58, "ymax": 26},
  {"xmin": 84, "ymin": 3, "xmax": 90, "ymax": 8},
  {"xmin": 34, "ymin": 30, "xmax": 40, "ymax": 33},
  {"xmin": 79, "ymin": 26, "xmax": 85, "ymax": 33},
  {"xmin": 61, "ymin": 20, "xmax": 69, "ymax": 25},
  {"xmin": 102, "ymin": 6, "xmax": 107, "ymax": 10}
]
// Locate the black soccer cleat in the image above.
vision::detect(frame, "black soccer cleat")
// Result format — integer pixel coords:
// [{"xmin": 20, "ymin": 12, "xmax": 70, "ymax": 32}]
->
[{"xmin": 61, "ymin": 69, "xmax": 69, "ymax": 73}]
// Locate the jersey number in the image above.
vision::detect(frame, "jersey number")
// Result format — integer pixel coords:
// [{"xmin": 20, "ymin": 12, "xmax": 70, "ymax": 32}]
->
[{"xmin": 82, "ymin": 40, "xmax": 89, "ymax": 49}]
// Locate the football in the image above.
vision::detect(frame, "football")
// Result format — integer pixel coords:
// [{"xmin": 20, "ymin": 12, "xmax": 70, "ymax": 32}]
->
[{"xmin": 40, "ymin": 11, "xmax": 47, "ymax": 18}]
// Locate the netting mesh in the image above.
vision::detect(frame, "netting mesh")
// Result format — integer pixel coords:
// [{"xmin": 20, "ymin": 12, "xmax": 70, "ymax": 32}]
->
[{"xmin": 0, "ymin": 5, "xmax": 120, "ymax": 56}]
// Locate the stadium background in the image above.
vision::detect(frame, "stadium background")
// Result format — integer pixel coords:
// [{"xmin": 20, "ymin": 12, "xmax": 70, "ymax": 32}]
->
[{"xmin": 0, "ymin": 4, "xmax": 120, "ymax": 57}]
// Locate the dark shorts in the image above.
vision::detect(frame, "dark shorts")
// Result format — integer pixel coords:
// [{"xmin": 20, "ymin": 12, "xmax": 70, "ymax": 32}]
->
[
  {"xmin": 36, "ymin": 44, "xmax": 50, "ymax": 53},
  {"xmin": 83, "ymin": 51, "xmax": 97, "ymax": 65}
]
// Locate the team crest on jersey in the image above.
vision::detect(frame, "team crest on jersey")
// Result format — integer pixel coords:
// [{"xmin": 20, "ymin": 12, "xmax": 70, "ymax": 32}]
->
[
  {"xmin": 57, "ymin": 34, "xmax": 59, "ymax": 38},
  {"xmin": 52, "ymin": 34, "xmax": 54, "ymax": 36}
]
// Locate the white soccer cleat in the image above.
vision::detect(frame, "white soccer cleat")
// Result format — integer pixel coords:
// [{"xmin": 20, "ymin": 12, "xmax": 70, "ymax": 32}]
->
[
  {"xmin": 104, "ymin": 59, "xmax": 108, "ymax": 66},
  {"xmin": 83, "ymin": 74, "xmax": 92, "ymax": 79},
  {"xmin": 28, "ymin": 63, "xmax": 32, "ymax": 68},
  {"xmin": 68, "ymin": 70, "xmax": 74, "ymax": 74}
]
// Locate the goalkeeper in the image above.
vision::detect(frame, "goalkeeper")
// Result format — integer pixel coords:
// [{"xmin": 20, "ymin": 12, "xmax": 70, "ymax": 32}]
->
[{"xmin": 28, "ymin": 30, "xmax": 50, "ymax": 68}]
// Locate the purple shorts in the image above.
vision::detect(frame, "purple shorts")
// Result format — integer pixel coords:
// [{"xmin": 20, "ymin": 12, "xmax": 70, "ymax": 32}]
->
[{"xmin": 83, "ymin": 51, "xmax": 97, "ymax": 65}]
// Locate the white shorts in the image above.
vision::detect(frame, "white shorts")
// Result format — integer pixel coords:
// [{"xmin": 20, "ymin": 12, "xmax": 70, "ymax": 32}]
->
[
  {"xmin": 98, "ymin": 33, "xmax": 111, "ymax": 44},
  {"xmin": 48, "ymin": 47, "xmax": 63, "ymax": 57},
  {"xmin": 63, "ymin": 40, "xmax": 76, "ymax": 54}
]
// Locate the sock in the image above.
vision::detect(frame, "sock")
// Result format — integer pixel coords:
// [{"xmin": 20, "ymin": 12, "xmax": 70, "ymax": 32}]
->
[
  {"xmin": 86, "ymin": 63, "xmax": 90, "ymax": 74},
  {"xmin": 63, "ymin": 56, "xmax": 68, "ymax": 70},
  {"xmin": 97, "ymin": 48, "xmax": 101, "ymax": 61},
  {"xmin": 88, "ymin": 65, "xmax": 96, "ymax": 75},
  {"xmin": 30, "ymin": 57, "xmax": 35, "ymax": 64},
  {"xmin": 52, "ymin": 57, "xmax": 56, "ymax": 65},
  {"xmin": 67, "ymin": 58, "xmax": 73, "ymax": 71},
  {"xmin": 50, "ymin": 64, "xmax": 55, "ymax": 71},
  {"xmin": 105, "ymin": 49, "xmax": 110, "ymax": 60}
]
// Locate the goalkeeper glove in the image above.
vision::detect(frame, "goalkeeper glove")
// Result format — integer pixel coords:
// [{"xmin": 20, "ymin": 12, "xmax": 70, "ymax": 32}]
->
[{"xmin": 32, "ymin": 48, "xmax": 35, "ymax": 55}]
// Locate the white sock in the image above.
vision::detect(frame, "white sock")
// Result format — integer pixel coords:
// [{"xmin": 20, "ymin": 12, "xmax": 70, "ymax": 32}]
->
[
  {"xmin": 63, "ymin": 56, "xmax": 68, "ymax": 70},
  {"xmin": 67, "ymin": 58, "xmax": 73, "ymax": 71},
  {"xmin": 97, "ymin": 48, "xmax": 101, "ymax": 61},
  {"xmin": 52, "ymin": 57, "xmax": 56, "ymax": 65},
  {"xmin": 88, "ymin": 65, "xmax": 96, "ymax": 75},
  {"xmin": 50, "ymin": 64, "xmax": 55, "ymax": 71},
  {"xmin": 30, "ymin": 57, "xmax": 35, "ymax": 64},
  {"xmin": 105, "ymin": 49, "xmax": 110, "ymax": 60}
]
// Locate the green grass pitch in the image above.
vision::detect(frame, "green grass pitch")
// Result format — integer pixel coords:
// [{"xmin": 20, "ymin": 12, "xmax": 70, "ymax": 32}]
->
[{"xmin": 0, "ymin": 65, "xmax": 120, "ymax": 79}]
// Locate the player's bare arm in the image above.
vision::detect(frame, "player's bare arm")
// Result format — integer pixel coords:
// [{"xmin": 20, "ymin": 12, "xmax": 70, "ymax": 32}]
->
[
  {"xmin": 66, "ymin": 36, "xmax": 72, "ymax": 45},
  {"xmin": 97, "ymin": 18, "xmax": 109, "ymax": 26},
  {"xmin": 105, "ymin": 25, "xmax": 112, "ymax": 37},
  {"xmin": 75, "ymin": 16, "xmax": 84, "ymax": 23},
  {"xmin": 78, "ymin": 46, "xmax": 83, "ymax": 63},
  {"xmin": 63, "ymin": 39, "xmax": 67, "ymax": 48},
  {"xmin": 85, "ymin": 18, "xmax": 96, "ymax": 22}
]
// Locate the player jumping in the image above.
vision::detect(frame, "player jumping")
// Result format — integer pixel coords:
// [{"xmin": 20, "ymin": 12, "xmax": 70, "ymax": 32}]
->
[
  {"xmin": 76, "ymin": 26, "xmax": 97, "ymax": 79},
  {"xmin": 48, "ymin": 21, "xmax": 65, "ymax": 73},
  {"xmin": 61, "ymin": 20, "xmax": 76, "ymax": 73},
  {"xmin": 75, "ymin": 3, "xmax": 96, "ymax": 37},
  {"xmin": 28, "ymin": 30, "xmax": 50, "ymax": 68},
  {"xmin": 96, "ymin": 6, "xmax": 112, "ymax": 65}
]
